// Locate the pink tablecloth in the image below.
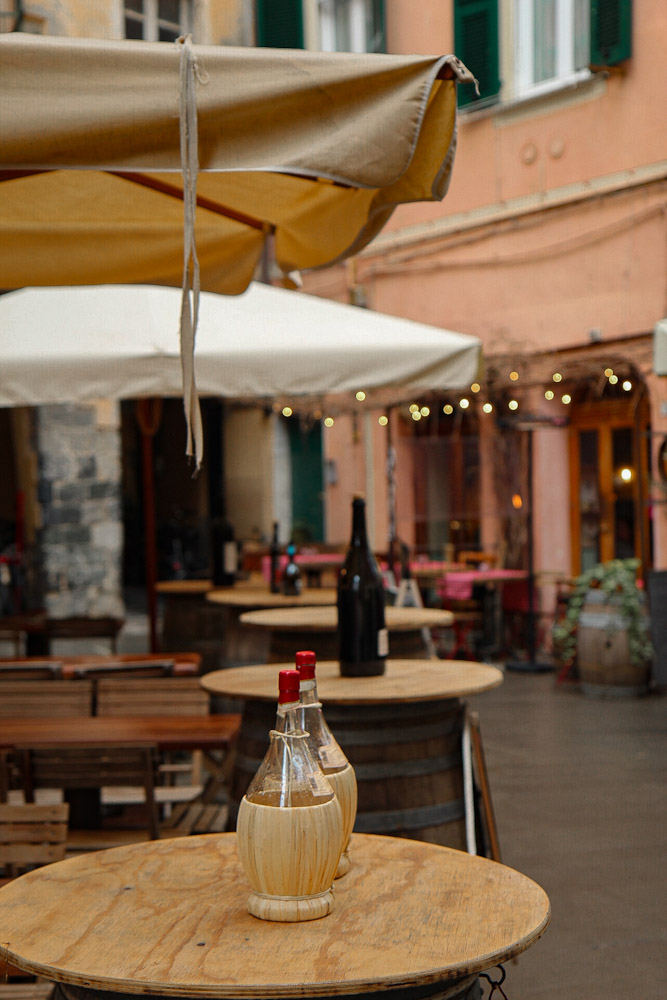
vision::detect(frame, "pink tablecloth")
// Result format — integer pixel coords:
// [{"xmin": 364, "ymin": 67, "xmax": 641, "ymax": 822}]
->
[{"xmin": 437, "ymin": 568, "xmax": 528, "ymax": 602}]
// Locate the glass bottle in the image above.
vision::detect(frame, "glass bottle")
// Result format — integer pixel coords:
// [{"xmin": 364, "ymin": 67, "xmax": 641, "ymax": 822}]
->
[
  {"xmin": 337, "ymin": 496, "xmax": 388, "ymax": 675},
  {"xmin": 282, "ymin": 540, "xmax": 302, "ymax": 596},
  {"xmin": 236, "ymin": 669, "xmax": 343, "ymax": 922},
  {"xmin": 295, "ymin": 650, "xmax": 357, "ymax": 877},
  {"xmin": 269, "ymin": 521, "xmax": 281, "ymax": 594},
  {"xmin": 211, "ymin": 516, "xmax": 237, "ymax": 587}
]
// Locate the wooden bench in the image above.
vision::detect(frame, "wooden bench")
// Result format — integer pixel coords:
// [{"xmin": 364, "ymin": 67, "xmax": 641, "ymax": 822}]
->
[
  {"xmin": 95, "ymin": 677, "xmax": 210, "ymax": 717},
  {"xmin": 0, "ymin": 680, "xmax": 93, "ymax": 718}
]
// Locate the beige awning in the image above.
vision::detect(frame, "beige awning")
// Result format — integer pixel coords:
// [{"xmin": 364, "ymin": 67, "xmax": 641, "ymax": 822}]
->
[{"xmin": 0, "ymin": 33, "xmax": 475, "ymax": 461}]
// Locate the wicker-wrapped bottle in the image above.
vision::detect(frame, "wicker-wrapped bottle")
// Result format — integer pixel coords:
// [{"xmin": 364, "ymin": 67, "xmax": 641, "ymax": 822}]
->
[
  {"xmin": 236, "ymin": 669, "xmax": 343, "ymax": 922},
  {"xmin": 295, "ymin": 650, "xmax": 357, "ymax": 877}
]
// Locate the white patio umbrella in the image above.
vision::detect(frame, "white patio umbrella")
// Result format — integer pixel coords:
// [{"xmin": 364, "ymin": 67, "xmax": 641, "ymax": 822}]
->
[{"xmin": 0, "ymin": 284, "xmax": 480, "ymax": 408}]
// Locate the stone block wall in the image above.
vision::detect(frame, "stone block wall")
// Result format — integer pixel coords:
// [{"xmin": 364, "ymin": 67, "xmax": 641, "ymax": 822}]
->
[{"xmin": 35, "ymin": 402, "xmax": 124, "ymax": 619}]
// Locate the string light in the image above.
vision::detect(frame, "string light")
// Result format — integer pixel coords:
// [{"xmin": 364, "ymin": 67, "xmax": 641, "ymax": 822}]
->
[
  {"xmin": 443, "ymin": 404, "xmax": 454, "ymax": 415},
  {"xmin": 562, "ymin": 394, "xmax": 572, "ymax": 404},
  {"xmin": 471, "ymin": 382, "xmax": 481, "ymax": 393},
  {"xmin": 378, "ymin": 415, "xmax": 388, "ymax": 426},
  {"xmin": 460, "ymin": 398, "xmax": 470, "ymax": 409},
  {"xmin": 552, "ymin": 373, "xmax": 562, "ymax": 383},
  {"xmin": 508, "ymin": 400, "xmax": 519, "ymax": 410},
  {"xmin": 324, "ymin": 416, "xmax": 334, "ymax": 427},
  {"xmin": 409, "ymin": 403, "xmax": 419, "ymax": 413},
  {"xmin": 545, "ymin": 390, "xmax": 554, "ymax": 400},
  {"xmin": 356, "ymin": 390, "xmax": 366, "ymax": 401},
  {"xmin": 420, "ymin": 406, "xmax": 430, "ymax": 417},
  {"xmin": 482, "ymin": 402, "xmax": 493, "ymax": 414},
  {"xmin": 509, "ymin": 371, "xmax": 519, "ymax": 381},
  {"xmin": 609, "ymin": 374, "xmax": 618, "ymax": 385},
  {"xmin": 604, "ymin": 368, "xmax": 614, "ymax": 377},
  {"xmin": 412, "ymin": 411, "xmax": 422, "ymax": 421},
  {"xmin": 313, "ymin": 410, "xmax": 322, "ymax": 420},
  {"xmin": 623, "ymin": 380, "xmax": 632, "ymax": 391},
  {"xmin": 512, "ymin": 494, "xmax": 523, "ymax": 509},
  {"xmin": 620, "ymin": 467, "xmax": 633, "ymax": 482},
  {"xmin": 282, "ymin": 406, "xmax": 293, "ymax": 417}
]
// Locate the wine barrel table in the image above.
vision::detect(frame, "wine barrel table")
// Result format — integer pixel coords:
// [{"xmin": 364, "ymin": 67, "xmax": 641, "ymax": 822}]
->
[
  {"xmin": 238, "ymin": 605, "xmax": 455, "ymax": 662},
  {"xmin": 0, "ymin": 833, "xmax": 550, "ymax": 1000},
  {"xmin": 201, "ymin": 659, "xmax": 502, "ymax": 852}
]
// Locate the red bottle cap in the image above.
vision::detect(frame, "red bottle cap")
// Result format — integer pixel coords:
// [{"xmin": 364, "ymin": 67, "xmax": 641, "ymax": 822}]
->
[
  {"xmin": 295, "ymin": 650, "xmax": 316, "ymax": 680},
  {"xmin": 278, "ymin": 669, "xmax": 301, "ymax": 704}
]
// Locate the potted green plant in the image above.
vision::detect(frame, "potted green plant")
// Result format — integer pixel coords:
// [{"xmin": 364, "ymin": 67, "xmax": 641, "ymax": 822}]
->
[{"xmin": 553, "ymin": 558, "xmax": 653, "ymax": 695}]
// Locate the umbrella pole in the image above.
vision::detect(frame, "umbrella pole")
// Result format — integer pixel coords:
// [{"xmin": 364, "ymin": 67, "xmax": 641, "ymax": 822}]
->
[{"xmin": 136, "ymin": 400, "xmax": 162, "ymax": 653}]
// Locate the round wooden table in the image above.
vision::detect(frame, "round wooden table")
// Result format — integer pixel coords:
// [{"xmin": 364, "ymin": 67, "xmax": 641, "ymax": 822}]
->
[
  {"xmin": 202, "ymin": 660, "xmax": 502, "ymax": 852},
  {"xmin": 0, "ymin": 833, "xmax": 549, "ymax": 1000},
  {"xmin": 239, "ymin": 605, "xmax": 454, "ymax": 662}
]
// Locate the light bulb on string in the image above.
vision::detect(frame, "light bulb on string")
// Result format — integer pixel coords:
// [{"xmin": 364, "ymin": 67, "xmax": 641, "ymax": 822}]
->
[
  {"xmin": 420, "ymin": 406, "xmax": 430, "ymax": 417},
  {"xmin": 378, "ymin": 415, "xmax": 388, "ymax": 426},
  {"xmin": 282, "ymin": 406, "xmax": 293, "ymax": 417},
  {"xmin": 552, "ymin": 373, "xmax": 562, "ymax": 383},
  {"xmin": 508, "ymin": 400, "xmax": 519, "ymax": 411},
  {"xmin": 324, "ymin": 416, "xmax": 334, "ymax": 427},
  {"xmin": 545, "ymin": 390, "xmax": 554, "ymax": 400},
  {"xmin": 623, "ymin": 380, "xmax": 632, "ymax": 391},
  {"xmin": 460, "ymin": 398, "xmax": 470, "ymax": 409},
  {"xmin": 482, "ymin": 402, "xmax": 493, "ymax": 414},
  {"xmin": 471, "ymin": 382, "xmax": 481, "ymax": 393},
  {"xmin": 562, "ymin": 394, "xmax": 572, "ymax": 405},
  {"xmin": 443, "ymin": 404, "xmax": 454, "ymax": 415},
  {"xmin": 412, "ymin": 411, "xmax": 422, "ymax": 421},
  {"xmin": 609, "ymin": 374, "xmax": 618, "ymax": 385},
  {"xmin": 509, "ymin": 371, "xmax": 519, "ymax": 381},
  {"xmin": 409, "ymin": 403, "xmax": 419, "ymax": 413},
  {"xmin": 604, "ymin": 368, "xmax": 614, "ymax": 377},
  {"xmin": 356, "ymin": 390, "xmax": 366, "ymax": 401}
]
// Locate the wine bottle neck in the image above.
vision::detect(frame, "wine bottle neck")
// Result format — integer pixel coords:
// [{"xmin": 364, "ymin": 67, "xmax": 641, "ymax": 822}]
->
[
  {"xmin": 299, "ymin": 678, "xmax": 318, "ymax": 705},
  {"xmin": 350, "ymin": 501, "xmax": 368, "ymax": 547},
  {"xmin": 275, "ymin": 701, "xmax": 301, "ymax": 733}
]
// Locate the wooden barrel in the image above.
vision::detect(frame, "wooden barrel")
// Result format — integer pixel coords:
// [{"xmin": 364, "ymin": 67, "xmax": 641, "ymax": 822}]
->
[
  {"xmin": 577, "ymin": 589, "xmax": 650, "ymax": 697},
  {"xmin": 228, "ymin": 697, "xmax": 467, "ymax": 851}
]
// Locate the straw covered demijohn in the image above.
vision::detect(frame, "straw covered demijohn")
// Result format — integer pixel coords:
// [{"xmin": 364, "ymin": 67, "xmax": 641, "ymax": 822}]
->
[{"xmin": 236, "ymin": 669, "xmax": 344, "ymax": 922}]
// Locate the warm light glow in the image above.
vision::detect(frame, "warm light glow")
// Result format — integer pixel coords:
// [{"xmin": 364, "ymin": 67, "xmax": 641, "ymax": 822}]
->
[
  {"xmin": 378, "ymin": 415, "xmax": 389, "ymax": 426},
  {"xmin": 471, "ymin": 382, "xmax": 481, "ymax": 393},
  {"xmin": 409, "ymin": 403, "xmax": 419, "ymax": 413},
  {"xmin": 552, "ymin": 372, "xmax": 562, "ymax": 383},
  {"xmin": 420, "ymin": 406, "xmax": 430, "ymax": 417},
  {"xmin": 460, "ymin": 398, "xmax": 470, "ymax": 409},
  {"xmin": 512, "ymin": 494, "xmax": 523, "ymax": 510},
  {"xmin": 604, "ymin": 367, "xmax": 614, "ymax": 377},
  {"xmin": 282, "ymin": 406, "xmax": 293, "ymax": 417},
  {"xmin": 324, "ymin": 416, "xmax": 334, "ymax": 427},
  {"xmin": 609, "ymin": 374, "xmax": 619, "ymax": 385},
  {"xmin": 622, "ymin": 380, "xmax": 632, "ymax": 392},
  {"xmin": 482, "ymin": 402, "xmax": 493, "ymax": 414},
  {"xmin": 562, "ymin": 394, "xmax": 572, "ymax": 405},
  {"xmin": 620, "ymin": 467, "xmax": 633, "ymax": 482},
  {"xmin": 412, "ymin": 411, "xmax": 422, "ymax": 421},
  {"xmin": 356, "ymin": 390, "xmax": 366, "ymax": 401},
  {"xmin": 509, "ymin": 371, "xmax": 519, "ymax": 381},
  {"xmin": 313, "ymin": 410, "xmax": 322, "ymax": 420},
  {"xmin": 443, "ymin": 404, "xmax": 454, "ymax": 415},
  {"xmin": 545, "ymin": 390, "xmax": 555, "ymax": 400},
  {"xmin": 508, "ymin": 399, "xmax": 519, "ymax": 410}
]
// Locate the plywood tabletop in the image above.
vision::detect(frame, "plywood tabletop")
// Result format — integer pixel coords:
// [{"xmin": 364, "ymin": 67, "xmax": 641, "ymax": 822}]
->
[
  {"xmin": 0, "ymin": 833, "xmax": 549, "ymax": 998},
  {"xmin": 239, "ymin": 606, "xmax": 454, "ymax": 631},
  {"xmin": 201, "ymin": 659, "xmax": 502, "ymax": 704}
]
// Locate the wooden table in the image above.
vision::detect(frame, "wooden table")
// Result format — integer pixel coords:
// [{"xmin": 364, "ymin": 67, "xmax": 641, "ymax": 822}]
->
[
  {"xmin": 438, "ymin": 568, "xmax": 529, "ymax": 657},
  {"xmin": 202, "ymin": 660, "xmax": 502, "ymax": 852},
  {"xmin": 0, "ymin": 833, "xmax": 549, "ymax": 1000},
  {"xmin": 239, "ymin": 605, "xmax": 454, "ymax": 662},
  {"xmin": 0, "ymin": 715, "xmax": 241, "ymax": 829}
]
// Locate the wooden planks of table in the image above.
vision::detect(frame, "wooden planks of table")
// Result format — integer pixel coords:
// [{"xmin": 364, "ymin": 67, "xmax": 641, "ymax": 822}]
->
[
  {"xmin": 0, "ymin": 714, "xmax": 241, "ymax": 752},
  {"xmin": 0, "ymin": 833, "xmax": 549, "ymax": 1000}
]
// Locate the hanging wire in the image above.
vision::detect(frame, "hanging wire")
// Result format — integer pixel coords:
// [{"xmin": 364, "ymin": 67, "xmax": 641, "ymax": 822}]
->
[{"xmin": 479, "ymin": 964, "xmax": 509, "ymax": 998}]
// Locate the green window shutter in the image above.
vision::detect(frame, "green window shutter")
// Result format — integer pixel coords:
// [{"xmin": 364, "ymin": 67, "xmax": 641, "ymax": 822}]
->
[
  {"xmin": 590, "ymin": 0, "xmax": 632, "ymax": 66},
  {"xmin": 256, "ymin": 0, "xmax": 304, "ymax": 48},
  {"xmin": 453, "ymin": 0, "xmax": 500, "ymax": 108}
]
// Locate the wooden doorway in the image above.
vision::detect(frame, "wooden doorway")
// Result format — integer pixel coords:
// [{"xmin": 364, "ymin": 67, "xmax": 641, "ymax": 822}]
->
[{"xmin": 568, "ymin": 397, "xmax": 651, "ymax": 575}]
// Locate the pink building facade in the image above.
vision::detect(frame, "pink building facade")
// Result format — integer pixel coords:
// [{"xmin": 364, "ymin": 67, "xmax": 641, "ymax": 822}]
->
[{"xmin": 304, "ymin": 0, "xmax": 667, "ymax": 586}]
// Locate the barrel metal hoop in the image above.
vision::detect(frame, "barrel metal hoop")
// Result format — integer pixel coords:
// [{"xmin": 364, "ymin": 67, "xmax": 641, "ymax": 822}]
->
[
  {"xmin": 353, "ymin": 752, "xmax": 462, "ymax": 781},
  {"xmin": 241, "ymin": 715, "xmax": 462, "ymax": 747}
]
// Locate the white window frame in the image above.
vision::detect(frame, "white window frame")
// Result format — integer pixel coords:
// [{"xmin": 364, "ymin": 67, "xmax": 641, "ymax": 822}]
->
[
  {"xmin": 513, "ymin": 0, "xmax": 590, "ymax": 101},
  {"xmin": 124, "ymin": 0, "xmax": 193, "ymax": 43},
  {"xmin": 317, "ymin": 0, "xmax": 377, "ymax": 54}
]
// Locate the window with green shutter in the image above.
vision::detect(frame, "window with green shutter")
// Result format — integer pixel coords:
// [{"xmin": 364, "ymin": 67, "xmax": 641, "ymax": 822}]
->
[
  {"xmin": 453, "ymin": 0, "xmax": 500, "ymax": 108},
  {"xmin": 256, "ymin": 0, "xmax": 304, "ymax": 48},
  {"xmin": 590, "ymin": 0, "xmax": 632, "ymax": 66}
]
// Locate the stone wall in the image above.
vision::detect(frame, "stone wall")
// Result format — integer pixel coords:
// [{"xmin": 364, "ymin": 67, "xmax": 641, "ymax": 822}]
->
[{"xmin": 36, "ymin": 402, "xmax": 124, "ymax": 619}]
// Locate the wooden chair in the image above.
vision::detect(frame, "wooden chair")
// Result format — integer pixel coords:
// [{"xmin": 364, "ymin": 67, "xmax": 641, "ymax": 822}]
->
[
  {"xmin": 95, "ymin": 677, "xmax": 209, "ymax": 717},
  {"xmin": 0, "ymin": 680, "xmax": 93, "ymax": 718},
  {"xmin": 0, "ymin": 802, "xmax": 69, "ymax": 996},
  {"xmin": 20, "ymin": 745, "xmax": 160, "ymax": 841},
  {"xmin": 95, "ymin": 677, "xmax": 210, "ymax": 794},
  {"xmin": 45, "ymin": 616, "xmax": 124, "ymax": 653},
  {"xmin": 0, "ymin": 660, "xmax": 63, "ymax": 679},
  {"xmin": 0, "ymin": 803, "xmax": 69, "ymax": 885}
]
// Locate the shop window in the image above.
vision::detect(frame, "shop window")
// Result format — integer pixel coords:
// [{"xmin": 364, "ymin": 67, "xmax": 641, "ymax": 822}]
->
[
  {"xmin": 124, "ymin": 0, "xmax": 192, "ymax": 42},
  {"xmin": 318, "ymin": 0, "xmax": 385, "ymax": 53},
  {"xmin": 256, "ymin": 0, "xmax": 304, "ymax": 47}
]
